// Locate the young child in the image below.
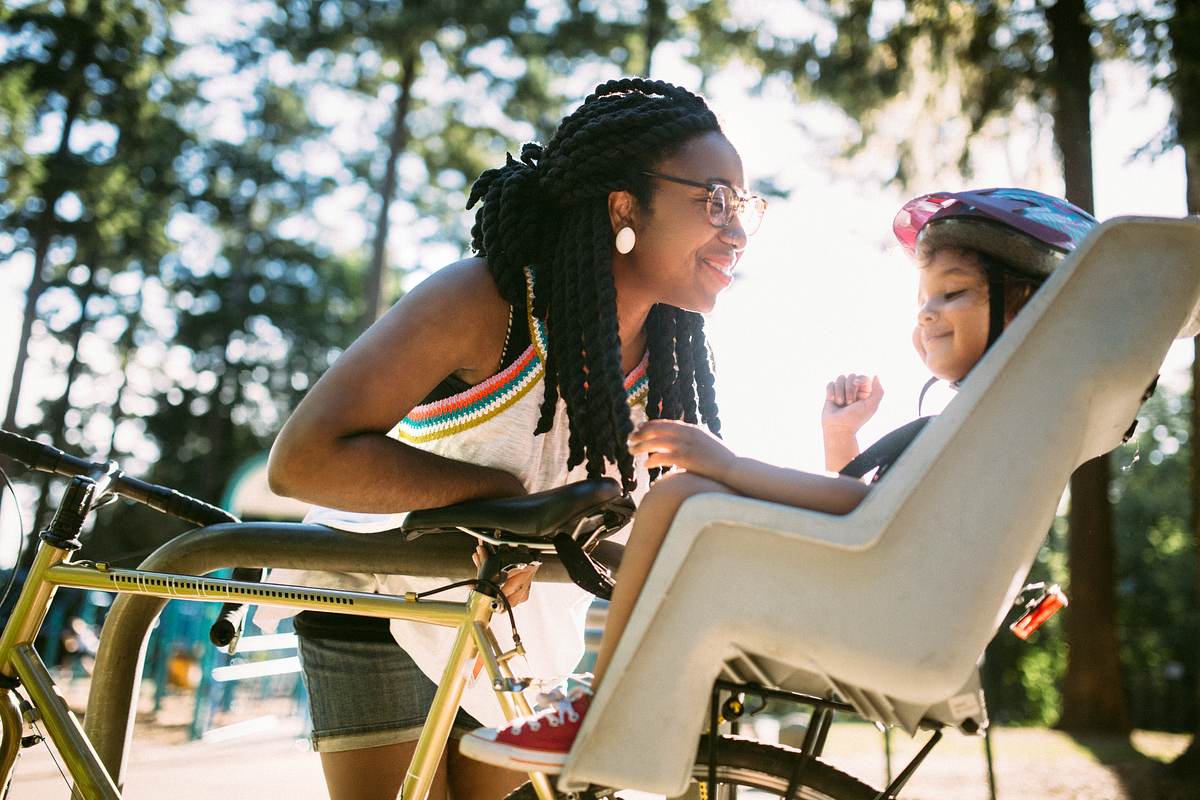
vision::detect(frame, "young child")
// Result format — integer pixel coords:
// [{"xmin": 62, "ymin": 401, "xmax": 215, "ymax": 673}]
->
[{"xmin": 459, "ymin": 187, "xmax": 1099, "ymax": 773}]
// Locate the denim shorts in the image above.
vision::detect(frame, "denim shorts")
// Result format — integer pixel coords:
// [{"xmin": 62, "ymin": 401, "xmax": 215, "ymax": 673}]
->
[{"xmin": 296, "ymin": 633, "xmax": 480, "ymax": 752}]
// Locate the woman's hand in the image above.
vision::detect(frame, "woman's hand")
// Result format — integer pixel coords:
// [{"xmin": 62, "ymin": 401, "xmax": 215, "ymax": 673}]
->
[
  {"xmin": 473, "ymin": 545, "xmax": 539, "ymax": 606},
  {"xmin": 822, "ymin": 374, "xmax": 883, "ymax": 435},
  {"xmin": 627, "ymin": 420, "xmax": 737, "ymax": 482}
]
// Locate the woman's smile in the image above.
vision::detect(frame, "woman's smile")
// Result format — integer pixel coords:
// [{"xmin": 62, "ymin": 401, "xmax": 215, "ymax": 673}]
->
[{"xmin": 700, "ymin": 251, "xmax": 737, "ymax": 286}]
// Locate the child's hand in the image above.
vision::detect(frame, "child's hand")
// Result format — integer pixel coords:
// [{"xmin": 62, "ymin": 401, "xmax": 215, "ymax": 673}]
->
[
  {"xmin": 822, "ymin": 374, "xmax": 884, "ymax": 435},
  {"xmin": 628, "ymin": 420, "xmax": 736, "ymax": 482}
]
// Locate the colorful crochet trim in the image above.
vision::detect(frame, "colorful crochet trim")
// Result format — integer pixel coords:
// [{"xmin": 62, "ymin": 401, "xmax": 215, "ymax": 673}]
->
[
  {"xmin": 624, "ymin": 354, "xmax": 649, "ymax": 407},
  {"xmin": 396, "ymin": 268, "xmax": 648, "ymax": 443},
  {"xmin": 396, "ymin": 344, "xmax": 543, "ymax": 443}
]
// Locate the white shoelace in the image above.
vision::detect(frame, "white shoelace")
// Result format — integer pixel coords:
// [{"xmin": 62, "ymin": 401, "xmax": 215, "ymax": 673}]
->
[{"xmin": 513, "ymin": 688, "xmax": 585, "ymax": 733}]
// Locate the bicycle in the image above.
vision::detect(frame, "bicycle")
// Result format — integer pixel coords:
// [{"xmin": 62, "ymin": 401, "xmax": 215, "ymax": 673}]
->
[{"xmin": 0, "ymin": 428, "xmax": 884, "ymax": 800}]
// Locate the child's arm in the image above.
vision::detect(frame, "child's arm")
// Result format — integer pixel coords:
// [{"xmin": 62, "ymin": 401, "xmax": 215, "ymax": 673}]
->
[
  {"xmin": 628, "ymin": 420, "xmax": 870, "ymax": 515},
  {"xmin": 821, "ymin": 374, "xmax": 883, "ymax": 472}
]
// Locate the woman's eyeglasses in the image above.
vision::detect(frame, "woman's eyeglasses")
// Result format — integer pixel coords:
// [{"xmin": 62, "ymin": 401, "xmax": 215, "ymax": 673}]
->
[{"xmin": 642, "ymin": 171, "xmax": 767, "ymax": 235}]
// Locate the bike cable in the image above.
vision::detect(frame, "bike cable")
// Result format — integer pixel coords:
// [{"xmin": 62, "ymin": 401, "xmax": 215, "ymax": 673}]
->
[
  {"xmin": 31, "ymin": 717, "xmax": 84, "ymax": 800},
  {"xmin": 415, "ymin": 579, "xmax": 523, "ymax": 648},
  {"xmin": 0, "ymin": 460, "xmax": 26, "ymax": 616}
]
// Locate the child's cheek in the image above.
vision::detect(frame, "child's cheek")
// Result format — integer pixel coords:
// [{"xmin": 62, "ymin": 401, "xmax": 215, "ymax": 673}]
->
[{"xmin": 911, "ymin": 326, "xmax": 926, "ymax": 362}]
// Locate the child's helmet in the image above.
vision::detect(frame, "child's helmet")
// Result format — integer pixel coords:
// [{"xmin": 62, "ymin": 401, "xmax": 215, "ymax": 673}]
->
[
  {"xmin": 893, "ymin": 187, "xmax": 1098, "ymax": 280},
  {"xmin": 894, "ymin": 188, "xmax": 1099, "ymax": 350}
]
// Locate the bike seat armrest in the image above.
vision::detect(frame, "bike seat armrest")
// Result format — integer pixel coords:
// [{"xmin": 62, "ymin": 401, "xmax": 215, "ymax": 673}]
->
[{"xmin": 401, "ymin": 478, "xmax": 632, "ymax": 541}]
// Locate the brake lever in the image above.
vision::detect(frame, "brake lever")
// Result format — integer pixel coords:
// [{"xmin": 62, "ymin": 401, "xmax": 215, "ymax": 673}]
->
[{"xmin": 89, "ymin": 492, "xmax": 120, "ymax": 511}]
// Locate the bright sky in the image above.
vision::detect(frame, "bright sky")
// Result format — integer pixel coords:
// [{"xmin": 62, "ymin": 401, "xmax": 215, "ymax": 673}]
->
[{"xmin": 0, "ymin": 17, "xmax": 1194, "ymax": 567}]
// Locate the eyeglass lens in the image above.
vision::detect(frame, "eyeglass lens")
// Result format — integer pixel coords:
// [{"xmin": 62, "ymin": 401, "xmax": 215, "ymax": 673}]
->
[{"xmin": 709, "ymin": 185, "xmax": 765, "ymax": 234}]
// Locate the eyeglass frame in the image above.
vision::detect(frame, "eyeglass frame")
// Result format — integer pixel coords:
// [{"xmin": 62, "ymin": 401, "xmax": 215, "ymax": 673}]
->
[{"xmin": 641, "ymin": 170, "xmax": 767, "ymax": 235}]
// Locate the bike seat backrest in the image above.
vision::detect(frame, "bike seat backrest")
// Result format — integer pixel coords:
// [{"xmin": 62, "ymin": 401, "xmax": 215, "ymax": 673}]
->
[
  {"xmin": 561, "ymin": 217, "xmax": 1200, "ymax": 797},
  {"xmin": 400, "ymin": 478, "xmax": 634, "ymax": 543}
]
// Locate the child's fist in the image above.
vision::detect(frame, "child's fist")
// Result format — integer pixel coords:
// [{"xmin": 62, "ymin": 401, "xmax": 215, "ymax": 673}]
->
[{"xmin": 822, "ymin": 374, "xmax": 884, "ymax": 434}]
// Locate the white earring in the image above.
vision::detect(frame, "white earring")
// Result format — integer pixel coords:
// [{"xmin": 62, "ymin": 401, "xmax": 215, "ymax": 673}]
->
[{"xmin": 615, "ymin": 226, "xmax": 636, "ymax": 255}]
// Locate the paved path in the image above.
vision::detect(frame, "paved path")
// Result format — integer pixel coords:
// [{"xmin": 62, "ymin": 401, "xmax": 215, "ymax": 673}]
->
[
  {"xmin": 8, "ymin": 717, "xmax": 324, "ymax": 799},
  {"xmin": 7, "ymin": 714, "xmax": 1193, "ymax": 799}
]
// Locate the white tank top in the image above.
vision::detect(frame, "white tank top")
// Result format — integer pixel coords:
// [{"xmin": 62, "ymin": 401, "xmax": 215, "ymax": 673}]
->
[{"xmin": 256, "ymin": 269, "xmax": 651, "ymax": 725}]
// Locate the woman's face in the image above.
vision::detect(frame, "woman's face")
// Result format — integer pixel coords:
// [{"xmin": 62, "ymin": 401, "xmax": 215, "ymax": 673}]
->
[
  {"xmin": 617, "ymin": 132, "xmax": 749, "ymax": 313},
  {"xmin": 912, "ymin": 249, "xmax": 991, "ymax": 382}
]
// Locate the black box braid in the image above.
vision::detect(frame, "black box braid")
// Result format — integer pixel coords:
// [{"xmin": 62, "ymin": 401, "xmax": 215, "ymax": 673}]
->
[{"xmin": 467, "ymin": 78, "xmax": 723, "ymax": 492}]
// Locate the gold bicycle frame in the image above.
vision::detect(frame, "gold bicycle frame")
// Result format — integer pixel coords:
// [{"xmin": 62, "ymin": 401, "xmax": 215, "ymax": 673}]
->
[{"xmin": 0, "ymin": 535, "xmax": 559, "ymax": 800}]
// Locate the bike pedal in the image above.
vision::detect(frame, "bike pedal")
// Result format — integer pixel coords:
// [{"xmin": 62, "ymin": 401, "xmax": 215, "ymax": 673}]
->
[{"xmin": 19, "ymin": 734, "xmax": 42, "ymax": 748}]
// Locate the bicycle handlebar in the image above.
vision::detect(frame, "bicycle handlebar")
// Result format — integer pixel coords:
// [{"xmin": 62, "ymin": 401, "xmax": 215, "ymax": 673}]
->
[
  {"xmin": 1, "ymin": 428, "xmax": 262, "ymax": 649},
  {"xmin": 0, "ymin": 428, "xmax": 237, "ymax": 528}
]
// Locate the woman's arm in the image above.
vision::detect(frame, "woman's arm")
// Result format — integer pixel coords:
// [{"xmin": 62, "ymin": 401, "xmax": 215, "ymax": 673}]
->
[{"xmin": 267, "ymin": 258, "xmax": 527, "ymax": 512}]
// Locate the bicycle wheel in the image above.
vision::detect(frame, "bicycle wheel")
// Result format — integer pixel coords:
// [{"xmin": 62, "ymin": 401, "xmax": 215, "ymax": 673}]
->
[{"xmin": 502, "ymin": 735, "xmax": 877, "ymax": 800}]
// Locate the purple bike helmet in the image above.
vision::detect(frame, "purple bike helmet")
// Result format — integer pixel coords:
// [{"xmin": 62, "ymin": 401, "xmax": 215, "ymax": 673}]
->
[{"xmin": 893, "ymin": 187, "xmax": 1099, "ymax": 348}]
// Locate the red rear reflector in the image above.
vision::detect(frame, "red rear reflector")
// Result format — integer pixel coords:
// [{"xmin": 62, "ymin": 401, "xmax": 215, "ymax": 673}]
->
[{"xmin": 1010, "ymin": 584, "xmax": 1067, "ymax": 640}]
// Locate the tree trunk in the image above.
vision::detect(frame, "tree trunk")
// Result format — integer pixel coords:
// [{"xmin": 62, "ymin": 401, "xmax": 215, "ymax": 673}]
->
[
  {"xmin": 1046, "ymin": 0, "xmax": 1131, "ymax": 734},
  {"xmin": 1187, "ymin": 106, "xmax": 1200, "ymax": 778},
  {"xmin": 4, "ymin": 94, "xmax": 81, "ymax": 432},
  {"xmin": 1172, "ymin": 0, "xmax": 1200, "ymax": 769},
  {"xmin": 643, "ymin": 0, "xmax": 669, "ymax": 75},
  {"xmin": 358, "ymin": 51, "xmax": 417, "ymax": 334},
  {"xmin": 1182, "ymin": 326, "xmax": 1200, "ymax": 773}
]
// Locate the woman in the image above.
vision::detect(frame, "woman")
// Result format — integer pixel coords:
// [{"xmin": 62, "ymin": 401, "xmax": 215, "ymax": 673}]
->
[{"xmin": 265, "ymin": 78, "xmax": 766, "ymax": 799}]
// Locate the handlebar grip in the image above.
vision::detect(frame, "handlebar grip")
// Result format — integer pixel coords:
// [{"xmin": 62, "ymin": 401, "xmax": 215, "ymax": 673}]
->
[
  {"xmin": 208, "ymin": 568, "xmax": 265, "ymax": 648},
  {"xmin": 132, "ymin": 481, "xmax": 238, "ymax": 528},
  {"xmin": 0, "ymin": 429, "xmax": 87, "ymax": 476},
  {"xmin": 162, "ymin": 488, "xmax": 237, "ymax": 527},
  {"xmin": 1, "ymin": 429, "xmax": 236, "ymax": 528}
]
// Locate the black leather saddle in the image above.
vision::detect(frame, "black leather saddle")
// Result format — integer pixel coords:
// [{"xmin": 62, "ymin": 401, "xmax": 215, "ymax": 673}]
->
[{"xmin": 400, "ymin": 478, "xmax": 636, "ymax": 544}]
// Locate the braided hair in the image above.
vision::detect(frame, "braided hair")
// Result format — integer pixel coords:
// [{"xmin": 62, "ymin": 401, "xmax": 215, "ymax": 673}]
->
[{"xmin": 467, "ymin": 78, "xmax": 724, "ymax": 492}]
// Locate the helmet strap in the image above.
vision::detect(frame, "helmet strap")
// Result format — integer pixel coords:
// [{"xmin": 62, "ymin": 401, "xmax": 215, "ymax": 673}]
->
[{"xmin": 917, "ymin": 376, "xmax": 939, "ymax": 416}]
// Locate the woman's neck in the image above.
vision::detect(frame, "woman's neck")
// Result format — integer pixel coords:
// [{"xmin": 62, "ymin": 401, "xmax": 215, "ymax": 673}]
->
[{"xmin": 613, "ymin": 271, "xmax": 652, "ymax": 375}]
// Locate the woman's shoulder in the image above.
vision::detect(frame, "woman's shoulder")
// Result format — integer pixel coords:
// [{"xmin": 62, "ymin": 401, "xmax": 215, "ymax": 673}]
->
[
  {"xmin": 405, "ymin": 256, "xmax": 506, "ymax": 313},
  {"xmin": 392, "ymin": 257, "xmax": 514, "ymax": 383}
]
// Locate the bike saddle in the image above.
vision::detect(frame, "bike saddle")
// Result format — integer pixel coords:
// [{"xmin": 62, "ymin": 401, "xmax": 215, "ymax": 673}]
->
[{"xmin": 400, "ymin": 478, "xmax": 635, "ymax": 543}]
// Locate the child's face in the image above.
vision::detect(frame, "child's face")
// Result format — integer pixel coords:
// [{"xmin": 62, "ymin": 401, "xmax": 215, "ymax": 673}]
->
[{"xmin": 912, "ymin": 249, "xmax": 990, "ymax": 382}]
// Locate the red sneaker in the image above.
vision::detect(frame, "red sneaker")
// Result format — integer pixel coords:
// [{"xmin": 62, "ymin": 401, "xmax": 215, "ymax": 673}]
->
[{"xmin": 458, "ymin": 688, "xmax": 591, "ymax": 774}]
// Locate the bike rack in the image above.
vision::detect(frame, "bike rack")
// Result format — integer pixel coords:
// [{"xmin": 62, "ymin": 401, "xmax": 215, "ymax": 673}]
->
[{"xmin": 83, "ymin": 520, "xmax": 606, "ymax": 789}]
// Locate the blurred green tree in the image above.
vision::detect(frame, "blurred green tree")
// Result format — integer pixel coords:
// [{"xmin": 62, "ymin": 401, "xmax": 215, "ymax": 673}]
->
[
  {"xmin": 0, "ymin": 0, "xmax": 195, "ymax": 566},
  {"xmin": 85, "ymin": 77, "xmax": 366, "ymax": 564},
  {"xmin": 239, "ymin": 0, "xmax": 553, "ymax": 332},
  {"xmin": 0, "ymin": 3, "xmax": 367, "ymax": 565},
  {"xmin": 1109, "ymin": 392, "xmax": 1196, "ymax": 735},
  {"xmin": 1164, "ymin": 0, "xmax": 1200, "ymax": 770},
  {"xmin": 1, "ymin": 0, "xmax": 189, "ymax": 438},
  {"xmin": 1095, "ymin": 0, "xmax": 1200, "ymax": 764}
]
